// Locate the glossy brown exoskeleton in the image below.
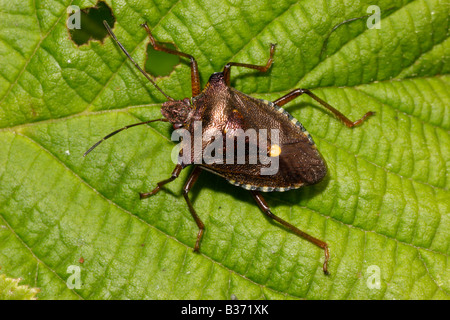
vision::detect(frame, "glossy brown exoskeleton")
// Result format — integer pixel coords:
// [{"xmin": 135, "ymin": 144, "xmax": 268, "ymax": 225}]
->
[{"xmin": 85, "ymin": 21, "xmax": 374, "ymax": 275}]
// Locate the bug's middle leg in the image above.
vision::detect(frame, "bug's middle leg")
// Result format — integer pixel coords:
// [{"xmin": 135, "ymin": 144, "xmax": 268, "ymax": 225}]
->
[
  {"xmin": 141, "ymin": 23, "xmax": 201, "ymax": 96},
  {"xmin": 182, "ymin": 166, "xmax": 205, "ymax": 252},
  {"xmin": 140, "ymin": 164, "xmax": 205, "ymax": 251},
  {"xmin": 273, "ymin": 88, "xmax": 374, "ymax": 127},
  {"xmin": 223, "ymin": 44, "xmax": 276, "ymax": 85},
  {"xmin": 250, "ymin": 190, "xmax": 330, "ymax": 275}
]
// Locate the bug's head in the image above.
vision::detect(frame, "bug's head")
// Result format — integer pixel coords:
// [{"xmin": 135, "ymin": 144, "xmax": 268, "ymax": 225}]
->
[{"xmin": 161, "ymin": 98, "xmax": 192, "ymax": 128}]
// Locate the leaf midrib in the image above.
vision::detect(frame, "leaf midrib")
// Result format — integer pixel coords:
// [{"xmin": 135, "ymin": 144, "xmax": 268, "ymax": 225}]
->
[
  {"xmin": 12, "ymin": 110, "xmax": 449, "ymax": 258},
  {"xmin": 2, "ymin": 132, "xmax": 301, "ymax": 300},
  {"xmin": 3, "ymin": 73, "xmax": 447, "ymax": 194},
  {"xmin": 7, "ymin": 133, "xmax": 446, "ymax": 299}
]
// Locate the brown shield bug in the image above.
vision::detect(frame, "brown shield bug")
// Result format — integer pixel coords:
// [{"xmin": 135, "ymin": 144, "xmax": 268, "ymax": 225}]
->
[{"xmin": 84, "ymin": 21, "xmax": 374, "ymax": 275}]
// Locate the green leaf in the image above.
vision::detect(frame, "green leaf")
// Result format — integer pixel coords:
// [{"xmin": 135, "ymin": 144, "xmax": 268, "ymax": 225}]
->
[
  {"xmin": 0, "ymin": 274, "xmax": 40, "ymax": 300},
  {"xmin": 0, "ymin": 0, "xmax": 448, "ymax": 300}
]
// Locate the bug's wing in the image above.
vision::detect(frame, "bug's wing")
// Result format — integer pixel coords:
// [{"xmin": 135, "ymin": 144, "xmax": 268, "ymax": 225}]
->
[{"xmin": 202, "ymin": 88, "xmax": 327, "ymax": 191}]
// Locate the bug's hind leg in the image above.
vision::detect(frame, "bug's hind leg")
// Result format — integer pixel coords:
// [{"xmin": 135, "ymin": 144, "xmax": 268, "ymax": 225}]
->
[
  {"xmin": 250, "ymin": 190, "xmax": 330, "ymax": 275},
  {"xmin": 273, "ymin": 88, "xmax": 374, "ymax": 128},
  {"xmin": 140, "ymin": 164, "xmax": 183, "ymax": 198},
  {"xmin": 223, "ymin": 44, "xmax": 276, "ymax": 85},
  {"xmin": 141, "ymin": 23, "xmax": 201, "ymax": 96},
  {"xmin": 182, "ymin": 166, "xmax": 205, "ymax": 251}
]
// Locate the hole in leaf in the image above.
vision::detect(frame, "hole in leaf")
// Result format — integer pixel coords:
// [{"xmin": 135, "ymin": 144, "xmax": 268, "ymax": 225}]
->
[
  {"xmin": 144, "ymin": 42, "xmax": 180, "ymax": 77},
  {"xmin": 68, "ymin": 1, "xmax": 115, "ymax": 46}
]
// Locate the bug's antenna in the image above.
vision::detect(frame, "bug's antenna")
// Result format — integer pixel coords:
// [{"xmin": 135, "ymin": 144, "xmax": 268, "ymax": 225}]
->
[
  {"xmin": 83, "ymin": 118, "xmax": 169, "ymax": 157},
  {"xmin": 320, "ymin": 7, "xmax": 396, "ymax": 60},
  {"xmin": 103, "ymin": 21, "xmax": 174, "ymax": 101}
]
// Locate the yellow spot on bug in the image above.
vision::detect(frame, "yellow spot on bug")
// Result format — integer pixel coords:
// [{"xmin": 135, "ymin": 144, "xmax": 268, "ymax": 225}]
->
[
  {"xmin": 270, "ymin": 144, "xmax": 281, "ymax": 157},
  {"xmin": 232, "ymin": 109, "xmax": 244, "ymax": 119}
]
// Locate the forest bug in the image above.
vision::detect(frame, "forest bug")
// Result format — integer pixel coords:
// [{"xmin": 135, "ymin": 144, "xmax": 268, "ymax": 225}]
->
[{"xmin": 84, "ymin": 21, "xmax": 374, "ymax": 275}]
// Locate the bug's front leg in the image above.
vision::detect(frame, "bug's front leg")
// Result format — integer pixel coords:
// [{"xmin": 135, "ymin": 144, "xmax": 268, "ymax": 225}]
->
[
  {"xmin": 140, "ymin": 164, "xmax": 183, "ymax": 198},
  {"xmin": 250, "ymin": 191, "xmax": 330, "ymax": 275},
  {"xmin": 141, "ymin": 23, "xmax": 201, "ymax": 96},
  {"xmin": 273, "ymin": 88, "xmax": 374, "ymax": 127}
]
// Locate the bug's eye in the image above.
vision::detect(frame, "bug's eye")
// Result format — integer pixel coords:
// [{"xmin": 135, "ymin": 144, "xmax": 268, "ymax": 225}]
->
[
  {"xmin": 183, "ymin": 98, "xmax": 191, "ymax": 106},
  {"xmin": 173, "ymin": 123, "xmax": 183, "ymax": 129}
]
